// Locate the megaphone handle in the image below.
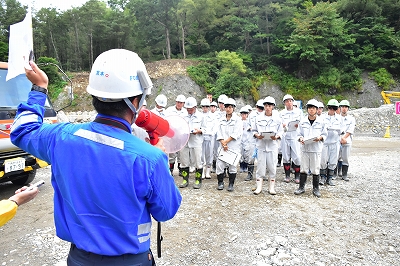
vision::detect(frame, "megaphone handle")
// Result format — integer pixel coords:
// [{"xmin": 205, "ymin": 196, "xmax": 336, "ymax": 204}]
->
[{"xmin": 148, "ymin": 131, "xmax": 159, "ymax": 146}]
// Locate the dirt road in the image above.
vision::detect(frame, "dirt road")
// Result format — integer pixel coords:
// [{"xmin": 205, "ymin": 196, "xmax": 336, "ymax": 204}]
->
[{"xmin": 1, "ymin": 136, "xmax": 399, "ymax": 265}]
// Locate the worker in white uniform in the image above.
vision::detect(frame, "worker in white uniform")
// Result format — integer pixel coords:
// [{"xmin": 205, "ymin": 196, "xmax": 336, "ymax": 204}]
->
[
  {"xmin": 215, "ymin": 98, "xmax": 242, "ymax": 192},
  {"xmin": 295, "ymin": 99, "xmax": 327, "ymax": 198},
  {"xmin": 252, "ymin": 96, "xmax": 283, "ymax": 195},
  {"xmin": 200, "ymin": 98, "xmax": 216, "ymax": 179},
  {"xmin": 319, "ymin": 99, "xmax": 342, "ymax": 186},
  {"xmin": 280, "ymin": 94, "xmax": 303, "ymax": 183},
  {"xmin": 245, "ymin": 99, "xmax": 264, "ymax": 181},
  {"xmin": 239, "ymin": 106, "xmax": 251, "ymax": 173},
  {"xmin": 151, "ymin": 94, "xmax": 167, "ymax": 117},
  {"xmin": 165, "ymin": 95, "xmax": 188, "ymax": 175},
  {"xmin": 179, "ymin": 97, "xmax": 206, "ymax": 189},
  {"xmin": 212, "ymin": 94, "xmax": 228, "ymax": 173},
  {"xmin": 338, "ymin": 100, "xmax": 356, "ymax": 181}
]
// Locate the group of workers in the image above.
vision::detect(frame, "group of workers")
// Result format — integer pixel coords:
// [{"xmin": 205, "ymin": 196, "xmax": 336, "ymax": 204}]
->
[
  {"xmin": 149, "ymin": 92, "xmax": 355, "ymax": 198},
  {"xmin": 1, "ymin": 48, "xmax": 356, "ymax": 265}
]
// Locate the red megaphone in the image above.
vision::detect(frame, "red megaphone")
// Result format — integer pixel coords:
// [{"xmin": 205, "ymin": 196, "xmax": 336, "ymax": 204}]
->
[{"xmin": 135, "ymin": 109, "xmax": 189, "ymax": 153}]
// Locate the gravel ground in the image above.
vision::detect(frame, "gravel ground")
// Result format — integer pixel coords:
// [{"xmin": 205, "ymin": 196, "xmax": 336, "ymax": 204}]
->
[{"xmin": 1, "ymin": 136, "xmax": 399, "ymax": 266}]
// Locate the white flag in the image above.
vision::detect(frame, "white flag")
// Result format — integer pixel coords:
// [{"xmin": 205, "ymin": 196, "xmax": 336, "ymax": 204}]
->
[{"xmin": 6, "ymin": 10, "xmax": 34, "ymax": 81}]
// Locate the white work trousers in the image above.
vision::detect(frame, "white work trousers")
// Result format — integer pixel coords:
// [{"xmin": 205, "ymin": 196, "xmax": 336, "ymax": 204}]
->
[
  {"xmin": 202, "ymin": 137, "xmax": 214, "ymax": 167},
  {"xmin": 339, "ymin": 144, "xmax": 351, "ymax": 166},
  {"xmin": 256, "ymin": 149, "xmax": 278, "ymax": 180},
  {"xmin": 180, "ymin": 146, "xmax": 202, "ymax": 169},
  {"xmin": 320, "ymin": 142, "xmax": 340, "ymax": 170},
  {"xmin": 281, "ymin": 137, "xmax": 301, "ymax": 165},
  {"xmin": 300, "ymin": 152, "xmax": 321, "ymax": 175}
]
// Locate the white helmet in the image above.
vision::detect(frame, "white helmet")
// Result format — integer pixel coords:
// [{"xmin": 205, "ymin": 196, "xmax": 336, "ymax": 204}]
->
[
  {"xmin": 256, "ymin": 99, "xmax": 264, "ymax": 108},
  {"xmin": 217, "ymin": 94, "xmax": 228, "ymax": 103},
  {"xmin": 224, "ymin": 98, "xmax": 236, "ymax": 107},
  {"xmin": 210, "ymin": 101, "xmax": 218, "ymax": 107},
  {"xmin": 87, "ymin": 49, "xmax": 152, "ymax": 102},
  {"xmin": 317, "ymin": 101, "xmax": 324, "ymax": 108},
  {"xmin": 283, "ymin": 94, "xmax": 294, "ymax": 103},
  {"xmin": 239, "ymin": 106, "xmax": 249, "ymax": 113},
  {"xmin": 200, "ymin": 98, "xmax": 211, "ymax": 106},
  {"xmin": 245, "ymin": 104, "xmax": 252, "ymax": 111},
  {"xmin": 184, "ymin": 97, "xmax": 197, "ymax": 108},
  {"xmin": 306, "ymin": 99, "xmax": 319, "ymax": 108},
  {"xmin": 155, "ymin": 94, "xmax": 168, "ymax": 107},
  {"xmin": 142, "ymin": 99, "xmax": 147, "ymax": 106},
  {"xmin": 263, "ymin": 96, "xmax": 276, "ymax": 106},
  {"xmin": 176, "ymin": 94, "xmax": 186, "ymax": 102}
]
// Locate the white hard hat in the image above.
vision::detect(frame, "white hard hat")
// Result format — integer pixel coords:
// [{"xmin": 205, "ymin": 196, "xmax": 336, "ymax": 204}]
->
[
  {"xmin": 210, "ymin": 101, "xmax": 218, "ymax": 107},
  {"xmin": 245, "ymin": 104, "xmax": 252, "ymax": 111},
  {"xmin": 184, "ymin": 97, "xmax": 197, "ymax": 108},
  {"xmin": 200, "ymin": 98, "xmax": 211, "ymax": 106},
  {"xmin": 176, "ymin": 94, "xmax": 186, "ymax": 102},
  {"xmin": 317, "ymin": 101, "xmax": 324, "ymax": 108},
  {"xmin": 87, "ymin": 49, "xmax": 152, "ymax": 102},
  {"xmin": 239, "ymin": 106, "xmax": 249, "ymax": 113},
  {"xmin": 306, "ymin": 99, "xmax": 319, "ymax": 108},
  {"xmin": 155, "ymin": 94, "xmax": 168, "ymax": 107},
  {"xmin": 283, "ymin": 94, "xmax": 294, "ymax": 103},
  {"xmin": 217, "ymin": 94, "xmax": 228, "ymax": 103},
  {"xmin": 224, "ymin": 98, "xmax": 236, "ymax": 107},
  {"xmin": 263, "ymin": 96, "xmax": 276, "ymax": 106},
  {"xmin": 256, "ymin": 100, "xmax": 264, "ymax": 107},
  {"xmin": 143, "ymin": 99, "xmax": 147, "ymax": 106}
]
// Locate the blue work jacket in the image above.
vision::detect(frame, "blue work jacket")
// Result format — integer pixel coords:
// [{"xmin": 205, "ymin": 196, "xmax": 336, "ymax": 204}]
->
[{"xmin": 11, "ymin": 91, "xmax": 182, "ymax": 256}]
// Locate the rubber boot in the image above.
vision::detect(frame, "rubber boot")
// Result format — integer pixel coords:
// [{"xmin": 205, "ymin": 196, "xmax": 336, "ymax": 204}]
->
[
  {"xmin": 239, "ymin": 162, "xmax": 244, "ymax": 173},
  {"xmin": 342, "ymin": 165, "xmax": 349, "ymax": 181},
  {"xmin": 312, "ymin": 174, "xmax": 321, "ymax": 197},
  {"xmin": 201, "ymin": 167, "xmax": 206, "ymax": 179},
  {"xmin": 253, "ymin": 178, "xmax": 263, "ymax": 195},
  {"xmin": 178, "ymin": 165, "xmax": 183, "ymax": 177},
  {"xmin": 294, "ymin": 165, "xmax": 300, "ymax": 184},
  {"xmin": 326, "ymin": 169, "xmax": 335, "ymax": 186},
  {"xmin": 269, "ymin": 179, "xmax": 276, "ymax": 195},
  {"xmin": 337, "ymin": 161, "xmax": 343, "ymax": 177},
  {"xmin": 205, "ymin": 166, "xmax": 211, "ymax": 179},
  {"xmin": 291, "ymin": 161, "xmax": 295, "ymax": 174},
  {"xmin": 294, "ymin": 173, "xmax": 307, "ymax": 195},
  {"xmin": 245, "ymin": 164, "xmax": 254, "ymax": 181},
  {"xmin": 227, "ymin": 173, "xmax": 236, "ymax": 192},
  {"xmin": 243, "ymin": 162, "xmax": 248, "ymax": 172},
  {"xmin": 179, "ymin": 167, "xmax": 190, "ymax": 188},
  {"xmin": 332, "ymin": 166, "xmax": 337, "ymax": 179},
  {"xmin": 193, "ymin": 168, "xmax": 203, "ymax": 189},
  {"xmin": 277, "ymin": 154, "xmax": 282, "ymax": 167},
  {"xmin": 211, "ymin": 160, "xmax": 216, "ymax": 173},
  {"xmin": 319, "ymin": 168, "xmax": 327, "ymax": 185},
  {"xmin": 217, "ymin": 174, "xmax": 224, "ymax": 190},
  {"xmin": 169, "ymin": 163, "xmax": 175, "ymax": 176},
  {"xmin": 283, "ymin": 163, "xmax": 291, "ymax": 182}
]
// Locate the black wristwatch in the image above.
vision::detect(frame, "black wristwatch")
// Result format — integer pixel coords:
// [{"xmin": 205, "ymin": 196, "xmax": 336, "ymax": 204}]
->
[{"xmin": 31, "ymin": 84, "xmax": 48, "ymax": 95}]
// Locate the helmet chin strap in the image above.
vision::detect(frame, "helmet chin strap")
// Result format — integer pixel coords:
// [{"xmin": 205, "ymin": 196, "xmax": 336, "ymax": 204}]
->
[{"xmin": 124, "ymin": 98, "xmax": 138, "ymax": 124}]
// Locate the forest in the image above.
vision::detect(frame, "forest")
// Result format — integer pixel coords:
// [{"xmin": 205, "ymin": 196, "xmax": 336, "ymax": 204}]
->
[{"xmin": 0, "ymin": 0, "xmax": 399, "ymax": 101}]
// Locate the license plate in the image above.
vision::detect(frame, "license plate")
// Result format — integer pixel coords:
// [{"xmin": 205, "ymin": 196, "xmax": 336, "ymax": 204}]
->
[{"xmin": 4, "ymin": 158, "xmax": 25, "ymax": 173}]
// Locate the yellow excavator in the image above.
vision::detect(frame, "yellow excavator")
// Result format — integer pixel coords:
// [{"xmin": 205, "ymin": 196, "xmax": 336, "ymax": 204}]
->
[{"xmin": 381, "ymin": 91, "xmax": 400, "ymax": 104}]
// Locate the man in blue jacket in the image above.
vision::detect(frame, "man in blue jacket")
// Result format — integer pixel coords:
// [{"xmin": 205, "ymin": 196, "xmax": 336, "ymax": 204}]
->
[{"xmin": 11, "ymin": 49, "xmax": 182, "ymax": 265}]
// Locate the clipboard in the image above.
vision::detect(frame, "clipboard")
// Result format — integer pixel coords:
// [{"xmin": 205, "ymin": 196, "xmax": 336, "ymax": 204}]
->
[
  {"xmin": 260, "ymin": 132, "xmax": 276, "ymax": 138},
  {"xmin": 303, "ymin": 136, "xmax": 317, "ymax": 144},
  {"xmin": 287, "ymin": 120, "xmax": 300, "ymax": 132},
  {"xmin": 217, "ymin": 148, "xmax": 241, "ymax": 166}
]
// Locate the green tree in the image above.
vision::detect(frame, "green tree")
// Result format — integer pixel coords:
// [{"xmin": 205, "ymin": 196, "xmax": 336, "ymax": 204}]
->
[{"xmin": 282, "ymin": 1, "xmax": 355, "ymax": 79}]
